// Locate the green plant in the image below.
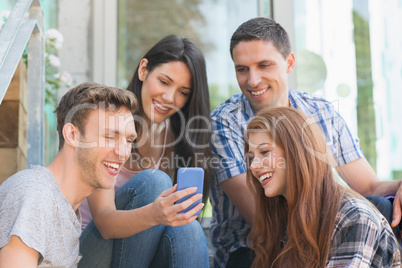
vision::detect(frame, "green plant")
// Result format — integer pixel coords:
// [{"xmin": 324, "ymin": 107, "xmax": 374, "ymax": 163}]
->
[{"xmin": 43, "ymin": 29, "xmax": 72, "ymax": 105}]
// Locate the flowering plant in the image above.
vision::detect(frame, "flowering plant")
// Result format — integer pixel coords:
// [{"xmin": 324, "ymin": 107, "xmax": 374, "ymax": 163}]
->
[
  {"xmin": 1, "ymin": 11, "xmax": 73, "ymax": 105},
  {"xmin": 44, "ymin": 29, "xmax": 73, "ymax": 105}
]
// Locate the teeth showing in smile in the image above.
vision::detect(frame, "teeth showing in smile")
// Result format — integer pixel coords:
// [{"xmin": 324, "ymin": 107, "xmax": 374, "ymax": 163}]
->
[
  {"xmin": 153, "ymin": 101, "xmax": 169, "ymax": 111},
  {"xmin": 250, "ymin": 88, "xmax": 267, "ymax": 96},
  {"xmin": 103, "ymin": 161, "xmax": 119, "ymax": 171},
  {"xmin": 259, "ymin": 173, "xmax": 272, "ymax": 183}
]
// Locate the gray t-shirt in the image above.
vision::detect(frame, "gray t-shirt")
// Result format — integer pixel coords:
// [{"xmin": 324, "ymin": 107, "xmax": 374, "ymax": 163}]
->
[{"xmin": 0, "ymin": 165, "xmax": 82, "ymax": 267}]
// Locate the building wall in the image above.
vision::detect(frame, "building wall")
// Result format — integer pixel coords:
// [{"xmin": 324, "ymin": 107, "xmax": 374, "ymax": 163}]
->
[{"xmin": 57, "ymin": 0, "xmax": 92, "ymax": 98}]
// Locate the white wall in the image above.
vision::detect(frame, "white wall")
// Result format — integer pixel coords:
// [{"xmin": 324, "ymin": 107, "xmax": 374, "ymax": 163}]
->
[
  {"xmin": 57, "ymin": 0, "xmax": 92, "ymax": 98},
  {"xmin": 273, "ymin": 0, "xmax": 296, "ymax": 89}
]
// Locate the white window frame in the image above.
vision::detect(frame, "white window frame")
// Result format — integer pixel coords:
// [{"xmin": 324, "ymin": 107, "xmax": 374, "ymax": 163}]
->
[
  {"xmin": 93, "ymin": 0, "xmax": 294, "ymax": 88},
  {"xmin": 92, "ymin": 0, "xmax": 117, "ymax": 86},
  {"xmin": 271, "ymin": 0, "xmax": 296, "ymax": 89}
]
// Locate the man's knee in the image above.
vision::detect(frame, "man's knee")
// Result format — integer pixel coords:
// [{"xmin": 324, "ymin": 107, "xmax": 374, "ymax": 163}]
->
[{"xmin": 366, "ymin": 195, "xmax": 393, "ymax": 223}]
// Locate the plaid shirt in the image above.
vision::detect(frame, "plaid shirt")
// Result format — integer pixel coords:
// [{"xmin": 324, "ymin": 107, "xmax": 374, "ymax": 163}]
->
[
  {"xmin": 327, "ymin": 195, "xmax": 400, "ymax": 267},
  {"xmin": 210, "ymin": 90, "xmax": 364, "ymax": 267}
]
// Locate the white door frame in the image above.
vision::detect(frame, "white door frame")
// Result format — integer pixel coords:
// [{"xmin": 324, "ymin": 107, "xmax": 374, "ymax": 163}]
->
[
  {"xmin": 93, "ymin": 0, "xmax": 295, "ymax": 88},
  {"xmin": 272, "ymin": 0, "xmax": 296, "ymax": 89},
  {"xmin": 92, "ymin": 0, "xmax": 117, "ymax": 86}
]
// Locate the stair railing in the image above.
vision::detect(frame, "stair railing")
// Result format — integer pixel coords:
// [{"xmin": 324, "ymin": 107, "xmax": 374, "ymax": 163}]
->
[{"xmin": 0, "ymin": 0, "xmax": 45, "ymax": 166}]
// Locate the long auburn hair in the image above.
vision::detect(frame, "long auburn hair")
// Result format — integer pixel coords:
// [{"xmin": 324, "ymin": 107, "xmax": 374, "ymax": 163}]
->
[
  {"xmin": 126, "ymin": 35, "xmax": 213, "ymax": 204},
  {"xmin": 245, "ymin": 107, "xmax": 343, "ymax": 268}
]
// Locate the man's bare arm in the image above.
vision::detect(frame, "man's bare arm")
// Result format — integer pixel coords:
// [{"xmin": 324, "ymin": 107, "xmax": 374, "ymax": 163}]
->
[
  {"xmin": 0, "ymin": 235, "xmax": 38, "ymax": 268},
  {"xmin": 221, "ymin": 172, "xmax": 256, "ymax": 227}
]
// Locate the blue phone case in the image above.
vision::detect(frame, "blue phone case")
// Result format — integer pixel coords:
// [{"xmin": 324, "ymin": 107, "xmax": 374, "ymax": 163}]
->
[{"xmin": 176, "ymin": 167, "xmax": 204, "ymax": 215}]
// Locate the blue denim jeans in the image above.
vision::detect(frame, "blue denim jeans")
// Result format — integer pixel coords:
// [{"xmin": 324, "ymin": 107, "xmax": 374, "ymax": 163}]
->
[{"xmin": 78, "ymin": 169, "xmax": 209, "ymax": 268}]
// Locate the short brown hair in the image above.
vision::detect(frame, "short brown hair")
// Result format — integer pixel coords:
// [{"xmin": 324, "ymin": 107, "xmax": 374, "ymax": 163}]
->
[
  {"xmin": 55, "ymin": 82, "xmax": 138, "ymax": 150},
  {"xmin": 230, "ymin": 17, "xmax": 291, "ymax": 60}
]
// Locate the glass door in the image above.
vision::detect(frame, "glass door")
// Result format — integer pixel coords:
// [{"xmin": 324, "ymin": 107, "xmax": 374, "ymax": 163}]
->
[
  {"xmin": 116, "ymin": 0, "xmax": 261, "ymax": 110},
  {"xmin": 290, "ymin": 0, "xmax": 402, "ymax": 180}
]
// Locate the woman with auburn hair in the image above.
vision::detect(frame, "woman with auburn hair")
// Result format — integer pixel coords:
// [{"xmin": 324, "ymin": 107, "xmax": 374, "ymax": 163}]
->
[{"xmin": 245, "ymin": 107, "xmax": 400, "ymax": 268}]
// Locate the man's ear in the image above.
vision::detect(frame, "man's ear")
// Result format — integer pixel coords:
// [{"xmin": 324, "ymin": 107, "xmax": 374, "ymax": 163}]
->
[
  {"xmin": 62, "ymin": 123, "xmax": 81, "ymax": 148},
  {"xmin": 138, "ymin": 58, "xmax": 148, "ymax": 82},
  {"xmin": 286, "ymin": 52, "xmax": 295, "ymax": 74}
]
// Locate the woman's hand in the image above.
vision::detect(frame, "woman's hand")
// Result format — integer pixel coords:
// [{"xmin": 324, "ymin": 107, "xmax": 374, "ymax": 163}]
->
[{"xmin": 150, "ymin": 184, "xmax": 204, "ymax": 226}]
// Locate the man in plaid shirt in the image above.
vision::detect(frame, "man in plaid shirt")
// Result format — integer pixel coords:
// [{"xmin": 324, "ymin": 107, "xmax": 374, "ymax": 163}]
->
[{"xmin": 210, "ymin": 17, "xmax": 402, "ymax": 267}]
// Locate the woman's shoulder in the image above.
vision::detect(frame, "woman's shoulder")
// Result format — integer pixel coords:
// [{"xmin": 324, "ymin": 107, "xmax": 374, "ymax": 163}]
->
[
  {"xmin": 335, "ymin": 194, "xmax": 389, "ymax": 232},
  {"xmin": 328, "ymin": 194, "xmax": 401, "ymax": 267}
]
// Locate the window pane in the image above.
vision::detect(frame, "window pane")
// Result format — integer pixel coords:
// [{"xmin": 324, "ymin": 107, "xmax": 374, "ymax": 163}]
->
[
  {"xmin": 40, "ymin": 0, "xmax": 58, "ymax": 29},
  {"xmin": 293, "ymin": 0, "xmax": 402, "ymax": 180},
  {"xmin": 117, "ymin": 0, "xmax": 259, "ymax": 110}
]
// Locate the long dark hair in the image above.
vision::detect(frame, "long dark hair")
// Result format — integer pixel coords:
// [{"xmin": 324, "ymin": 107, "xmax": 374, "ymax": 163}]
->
[
  {"xmin": 127, "ymin": 35, "xmax": 212, "ymax": 206},
  {"xmin": 245, "ymin": 107, "xmax": 343, "ymax": 267}
]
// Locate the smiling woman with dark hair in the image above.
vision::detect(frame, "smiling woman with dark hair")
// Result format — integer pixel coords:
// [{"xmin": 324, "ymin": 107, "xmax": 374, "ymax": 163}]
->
[
  {"xmin": 78, "ymin": 35, "xmax": 212, "ymax": 268},
  {"xmin": 245, "ymin": 107, "xmax": 400, "ymax": 268}
]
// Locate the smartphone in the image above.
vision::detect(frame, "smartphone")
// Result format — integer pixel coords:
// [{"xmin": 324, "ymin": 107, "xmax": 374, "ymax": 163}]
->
[{"xmin": 176, "ymin": 167, "xmax": 204, "ymax": 215}]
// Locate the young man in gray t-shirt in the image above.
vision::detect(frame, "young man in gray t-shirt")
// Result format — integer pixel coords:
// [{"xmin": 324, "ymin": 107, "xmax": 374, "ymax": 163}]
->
[
  {"xmin": 0, "ymin": 82, "xmax": 137, "ymax": 267},
  {"xmin": 0, "ymin": 166, "xmax": 82, "ymax": 267}
]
